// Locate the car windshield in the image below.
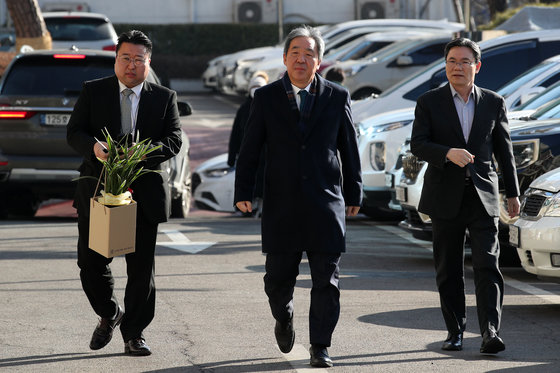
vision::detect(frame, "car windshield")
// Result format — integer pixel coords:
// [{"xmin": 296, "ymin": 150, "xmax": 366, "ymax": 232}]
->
[
  {"xmin": 378, "ymin": 59, "xmax": 443, "ymax": 97},
  {"xmin": 0, "ymin": 55, "xmax": 114, "ymax": 96},
  {"xmin": 516, "ymin": 80, "xmax": 560, "ymax": 111},
  {"xmin": 45, "ymin": 17, "xmax": 114, "ymax": 41},
  {"xmin": 497, "ymin": 61, "xmax": 555, "ymax": 98}
]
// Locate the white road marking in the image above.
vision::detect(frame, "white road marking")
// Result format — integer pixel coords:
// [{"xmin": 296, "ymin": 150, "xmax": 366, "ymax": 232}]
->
[
  {"xmin": 504, "ymin": 276, "xmax": 560, "ymax": 303},
  {"xmin": 157, "ymin": 229, "xmax": 215, "ymax": 254},
  {"xmin": 281, "ymin": 344, "xmax": 329, "ymax": 372}
]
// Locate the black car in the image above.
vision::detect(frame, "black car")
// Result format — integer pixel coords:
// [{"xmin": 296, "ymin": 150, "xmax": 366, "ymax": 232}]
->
[{"xmin": 0, "ymin": 49, "xmax": 192, "ymax": 218}]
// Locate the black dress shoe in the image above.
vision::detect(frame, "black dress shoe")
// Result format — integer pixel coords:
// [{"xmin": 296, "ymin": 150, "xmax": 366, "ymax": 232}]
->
[
  {"xmin": 125, "ymin": 337, "xmax": 152, "ymax": 356},
  {"xmin": 480, "ymin": 329, "xmax": 505, "ymax": 354},
  {"xmin": 310, "ymin": 345, "xmax": 333, "ymax": 368},
  {"xmin": 441, "ymin": 332, "xmax": 463, "ymax": 351},
  {"xmin": 274, "ymin": 318, "xmax": 295, "ymax": 353},
  {"xmin": 89, "ymin": 306, "xmax": 124, "ymax": 350}
]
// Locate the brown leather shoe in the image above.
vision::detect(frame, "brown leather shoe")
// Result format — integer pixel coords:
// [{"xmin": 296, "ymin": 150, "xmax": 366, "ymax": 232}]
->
[
  {"xmin": 124, "ymin": 337, "xmax": 152, "ymax": 356},
  {"xmin": 89, "ymin": 306, "xmax": 124, "ymax": 350}
]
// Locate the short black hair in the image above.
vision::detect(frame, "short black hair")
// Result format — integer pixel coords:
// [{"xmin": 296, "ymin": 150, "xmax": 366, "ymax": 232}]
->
[
  {"xmin": 116, "ymin": 30, "xmax": 152, "ymax": 56},
  {"xmin": 325, "ymin": 67, "xmax": 345, "ymax": 84},
  {"xmin": 444, "ymin": 37, "xmax": 481, "ymax": 62}
]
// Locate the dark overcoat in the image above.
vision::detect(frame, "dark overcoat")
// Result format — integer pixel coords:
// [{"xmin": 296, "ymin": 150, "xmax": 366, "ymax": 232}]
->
[
  {"xmin": 234, "ymin": 74, "xmax": 362, "ymax": 253},
  {"xmin": 411, "ymin": 83, "xmax": 519, "ymax": 219},
  {"xmin": 67, "ymin": 75, "xmax": 183, "ymax": 224}
]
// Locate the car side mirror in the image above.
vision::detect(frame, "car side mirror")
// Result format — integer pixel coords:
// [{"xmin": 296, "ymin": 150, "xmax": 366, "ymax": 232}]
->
[
  {"xmin": 177, "ymin": 101, "xmax": 192, "ymax": 117},
  {"xmin": 396, "ymin": 55, "xmax": 413, "ymax": 66}
]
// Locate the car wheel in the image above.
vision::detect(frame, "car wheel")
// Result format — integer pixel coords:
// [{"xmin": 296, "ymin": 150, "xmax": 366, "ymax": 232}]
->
[{"xmin": 171, "ymin": 175, "xmax": 191, "ymax": 218}]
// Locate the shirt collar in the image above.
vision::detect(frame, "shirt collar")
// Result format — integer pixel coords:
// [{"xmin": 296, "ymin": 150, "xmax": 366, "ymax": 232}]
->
[
  {"xmin": 291, "ymin": 82, "xmax": 312, "ymax": 95},
  {"xmin": 118, "ymin": 80, "xmax": 143, "ymax": 97},
  {"xmin": 449, "ymin": 84, "xmax": 475, "ymax": 103}
]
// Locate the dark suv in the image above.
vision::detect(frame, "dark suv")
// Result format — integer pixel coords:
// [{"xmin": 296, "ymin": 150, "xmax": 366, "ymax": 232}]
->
[{"xmin": 0, "ymin": 49, "xmax": 192, "ymax": 218}]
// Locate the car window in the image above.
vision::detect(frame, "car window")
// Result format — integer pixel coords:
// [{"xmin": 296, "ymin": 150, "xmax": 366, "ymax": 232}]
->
[
  {"xmin": 517, "ymin": 81, "xmax": 560, "ymax": 110},
  {"xmin": 44, "ymin": 17, "xmax": 114, "ymax": 41},
  {"xmin": 405, "ymin": 42, "xmax": 448, "ymax": 66},
  {"xmin": 496, "ymin": 61, "xmax": 555, "ymax": 98},
  {"xmin": 539, "ymin": 71, "xmax": 560, "ymax": 88},
  {"xmin": 1, "ymin": 56, "xmax": 114, "ymax": 96}
]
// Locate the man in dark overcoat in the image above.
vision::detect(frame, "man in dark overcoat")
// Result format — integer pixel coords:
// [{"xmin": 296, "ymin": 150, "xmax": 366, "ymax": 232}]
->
[{"xmin": 234, "ymin": 25, "xmax": 362, "ymax": 368}]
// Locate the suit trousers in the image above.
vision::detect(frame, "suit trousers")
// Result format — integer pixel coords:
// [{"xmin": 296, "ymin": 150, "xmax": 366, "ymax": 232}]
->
[
  {"xmin": 264, "ymin": 251, "xmax": 341, "ymax": 347},
  {"xmin": 77, "ymin": 208, "xmax": 158, "ymax": 342},
  {"xmin": 431, "ymin": 183, "xmax": 503, "ymax": 336}
]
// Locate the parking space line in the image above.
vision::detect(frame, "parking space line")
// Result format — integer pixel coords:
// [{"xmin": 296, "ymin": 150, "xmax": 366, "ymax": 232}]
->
[
  {"xmin": 157, "ymin": 229, "xmax": 215, "ymax": 254},
  {"xmin": 504, "ymin": 276, "xmax": 560, "ymax": 303}
]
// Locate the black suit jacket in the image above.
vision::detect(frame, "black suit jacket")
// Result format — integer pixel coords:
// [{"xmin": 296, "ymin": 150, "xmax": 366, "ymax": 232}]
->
[
  {"xmin": 411, "ymin": 83, "xmax": 519, "ymax": 220},
  {"xmin": 67, "ymin": 75, "xmax": 182, "ymax": 224},
  {"xmin": 234, "ymin": 74, "xmax": 362, "ymax": 253}
]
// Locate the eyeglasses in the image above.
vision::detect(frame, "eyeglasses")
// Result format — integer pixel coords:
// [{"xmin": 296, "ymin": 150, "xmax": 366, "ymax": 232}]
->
[
  {"xmin": 117, "ymin": 55, "xmax": 148, "ymax": 67},
  {"xmin": 445, "ymin": 60, "xmax": 477, "ymax": 68}
]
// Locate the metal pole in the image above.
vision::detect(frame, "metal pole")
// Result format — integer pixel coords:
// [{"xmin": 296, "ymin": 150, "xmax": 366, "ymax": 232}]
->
[
  {"xmin": 464, "ymin": 0, "xmax": 471, "ymax": 32},
  {"xmin": 278, "ymin": 0, "xmax": 283, "ymax": 43}
]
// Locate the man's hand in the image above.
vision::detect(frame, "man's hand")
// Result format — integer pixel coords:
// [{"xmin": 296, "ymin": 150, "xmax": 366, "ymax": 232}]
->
[
  {"xmin": 507, "ymin": 197, "xmax": 521, "ymax": 218},
  {"xmin": 236, "ymin": 201, "xmax": 252, "ymax": 213},
  {"xmin": 346, "ymin": 206, "xmax": 360, "ymax": 216},
  {"xmin": 93, "ymin": 141, "xmax": 109, "ymax": 161},
  {"xmin": 446, "ymin": 148, "xmax": 475, "ymax": 168}
]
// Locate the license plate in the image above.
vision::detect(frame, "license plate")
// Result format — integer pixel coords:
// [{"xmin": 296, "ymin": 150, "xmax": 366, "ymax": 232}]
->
[
  {"xmin": 385, "ymin": 173, "xmax": 394, "ymax": 188},
  {"xmin": 42, "ymin": 114, "xmax": 71, "ymax": 126},
  {"xmin": 509, "ymin": 224, "xmax": 520, "ymax": 247},
  {"xmin": 396, "ymin": 186, "xmax": 407, "ymax": 202}
]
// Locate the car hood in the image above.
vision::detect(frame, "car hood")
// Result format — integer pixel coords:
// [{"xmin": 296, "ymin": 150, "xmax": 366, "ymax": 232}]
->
[
  {"xmin": 195, "ymin": 153, "xmax": 229, "ymax": 172},
  {"xmin": 530, "ymin": 166, "xmax": 560, "ymax": 193},
  {"xmin": 509, "ymin": 118, "xmax": 560, "ymax": 137}
]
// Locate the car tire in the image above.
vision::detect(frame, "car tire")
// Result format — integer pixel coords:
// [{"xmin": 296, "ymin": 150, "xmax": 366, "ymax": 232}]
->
[{"xmin": 171, "ymin": 175, "xmax": 191, "ymax": 218}]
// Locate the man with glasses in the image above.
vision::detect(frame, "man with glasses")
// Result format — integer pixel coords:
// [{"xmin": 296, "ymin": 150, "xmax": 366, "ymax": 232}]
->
[
  {"xmin": 67, "ymin": 30, "xmax": 182, "ymax": 356},
  {"xmin": 411, "ymin": 38, "xmax": 520, "ymax": 354}
]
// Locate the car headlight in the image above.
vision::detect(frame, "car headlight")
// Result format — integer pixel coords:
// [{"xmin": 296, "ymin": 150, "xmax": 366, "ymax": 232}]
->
[
  {"xmin": 359, "ymin": 120, "xmax": 412, "ymax": 138},
  {"xmin": 204, "ymin": 166, "xmax": 234, "ymax": 178},
  {"xmin": 543, "ymin": 193, "xmax": 560, "ymax": 217},
  {"xmin": 512, "ymin": 139, "xmax": 539, "ymax": 169},
  {"xmin": 369, "ymin": 142, "xmax": 386, "ymax": 171}
]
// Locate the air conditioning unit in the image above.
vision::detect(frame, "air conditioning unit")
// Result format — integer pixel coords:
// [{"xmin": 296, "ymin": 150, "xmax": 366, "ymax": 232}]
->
[
  {"xmin": 234, "ymin": 0, "xmax": 263, "ymax": 23},
  {"xmin": 355, "ymin": 0, "xmax": 386, "ymax": 19},
  {"xmin": 42, "ymin": 2, "xmax": 90, "ymax": 12}
]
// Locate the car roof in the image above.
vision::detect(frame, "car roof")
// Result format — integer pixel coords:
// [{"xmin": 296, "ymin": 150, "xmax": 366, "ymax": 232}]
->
[
  {"xmin": 324, "ymin": 18, "xmax": 465, "ymax": 34},
  {"xmin": 14, "ymin": 48, "xmax": 116, "ymax": 59},
  {"xmin": 42, "ymin": 11, "xmax": 111, "ymax": 21}
]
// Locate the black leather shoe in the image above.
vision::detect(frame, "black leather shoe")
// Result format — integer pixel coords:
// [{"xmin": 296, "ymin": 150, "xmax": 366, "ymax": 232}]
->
[
  {"xmin": 480, "ymin": 329, "xmax": 505, "ymax": 354},
  {"xmin": 310, "ymin": 345, "xmax": 333, "ymax": 368},
  {"xmin": 124, "ymin": 337, "xmax": 152, "ymax": 356},
  {"xmin": 89, "ymin": 306, "xmax": 124, "ymax": 350},
  {"xmin": 441, "ymin": 332, "xmax": 463, "ymax": 351},
  {"xmin": 274, "ymin": 318, "xmax": 295, "ymax": 353}
]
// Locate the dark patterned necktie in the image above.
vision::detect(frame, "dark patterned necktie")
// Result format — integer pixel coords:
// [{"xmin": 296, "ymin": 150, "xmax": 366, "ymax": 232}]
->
[{"xmin": 298, "ymin": 89, "xmax": 308, "ymax": 111}]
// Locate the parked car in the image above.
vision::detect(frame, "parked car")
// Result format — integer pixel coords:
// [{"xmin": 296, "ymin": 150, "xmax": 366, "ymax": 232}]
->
[
  {"xmin": 511, "ymin": 161, "xmax": 560, "ymax": 279},
  {"xmin": 352, "ymin": 30, "xmax": 560, "ymax": 124},
  {"xmin": 191, "ymin": 153, "xmax": 236, "ymax": 212},
  {"xmin": 42, "ymin": 11, "xmax": 118, "ymax": 51},
  {"xmin": 0, "ymin": 49, "xmax": 192, "ymax": 218},
  {"xmin": 497, "ymin": 54, "xmax": 560, "ymax": 111},
  {"xmin": 211, "ymin": 18, "xmax": 464, "ymax": 95},
  {"xmin": 334, "ymin": 34, "xmax": 453, "ymax": 100}
]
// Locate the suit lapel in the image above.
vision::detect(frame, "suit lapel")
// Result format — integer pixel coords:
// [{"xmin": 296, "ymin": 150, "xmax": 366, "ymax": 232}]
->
[
  {"xmin": 135, "ymin": 81, "xmax": 153, "ymax": 140},
  {"xmin": 467, "ymin": 85, "xmax": 483, "ymax": 147},
  {"xmin": 442, "ymin": 83, "xmax": 467, "ymax": 145},
  {"xmin": 107, "ymin": 76, "xmax": 122, "ymax": 135},
  {"xmin": 303, "ymin": 75, "xmax": 331, "ymax": 140}
]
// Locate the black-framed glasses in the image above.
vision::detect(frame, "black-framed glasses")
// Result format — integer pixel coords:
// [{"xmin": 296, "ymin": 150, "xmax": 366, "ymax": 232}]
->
[
  {"xmin": 445, "ymin": 60, "xmax": 476, "ymax": 68},
  {"xmin": 117, "ymin": 55, "xmax": 148, "ymax": 67}
]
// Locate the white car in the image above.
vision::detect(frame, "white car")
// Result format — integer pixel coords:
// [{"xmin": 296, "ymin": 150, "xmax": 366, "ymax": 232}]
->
[
  {"xmin": 512, "ymin": 164, "xmax": 560, "ymax": 278},
  {"xmin": 352, "ymin": 30, "xmax": 560, "ymax": 124},
  {"xmin": 336, "ymin": 34, "xmax": 453, "ymax": 100},
  {"xmin": 43, "ymin": 12, "xmax": 118, "ymax": 51},
  {"xmin": 357, "ymin": 108, "xmax": 414, "ymax": 218},
  {"xmin": 192, "ymin": 153, "xmax": 236, "ymax": 212}
]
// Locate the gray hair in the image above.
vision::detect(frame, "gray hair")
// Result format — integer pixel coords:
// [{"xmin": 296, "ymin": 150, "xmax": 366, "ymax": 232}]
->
[{"xmin": 283, "ymin": 25, "xmax": 325, "ymax": 61}]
